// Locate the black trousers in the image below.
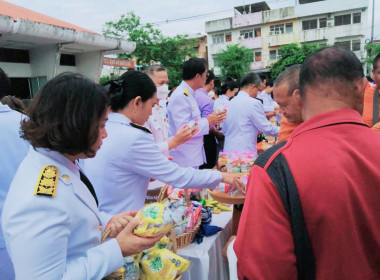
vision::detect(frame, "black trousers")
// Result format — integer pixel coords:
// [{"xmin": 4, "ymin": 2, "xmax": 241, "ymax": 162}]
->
[{"xmin": 199, "ymin": 134, "xmax": 217, "ymax": 169}]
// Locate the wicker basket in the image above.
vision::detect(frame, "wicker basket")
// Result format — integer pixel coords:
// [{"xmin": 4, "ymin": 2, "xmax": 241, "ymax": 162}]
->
[{"xmin": 158, "ymin": 185, "xmax": 201, "ymax": 250}]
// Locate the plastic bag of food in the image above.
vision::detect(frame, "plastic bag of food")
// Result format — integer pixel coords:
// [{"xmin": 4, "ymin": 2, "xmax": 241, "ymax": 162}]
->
[{"xmin": 134, "ymin": 203, "xmax": 173, "ymax": 237}]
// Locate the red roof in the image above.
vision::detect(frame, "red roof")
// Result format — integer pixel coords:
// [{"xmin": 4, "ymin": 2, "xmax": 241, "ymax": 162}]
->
[{"xmin": 0, "ymin": 0, "xmax": 97, "ymax": 34}]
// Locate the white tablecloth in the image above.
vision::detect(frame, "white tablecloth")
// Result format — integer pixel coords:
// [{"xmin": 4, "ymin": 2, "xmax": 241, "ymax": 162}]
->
[{"xmin": 177, "ymin": 211, "xmax": 233, "ymax": 280}]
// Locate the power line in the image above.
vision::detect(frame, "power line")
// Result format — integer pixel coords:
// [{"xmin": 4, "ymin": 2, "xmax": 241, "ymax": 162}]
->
[{"xmin": 151, "ymin": 10, "xmax": 232, "ymax": 25}]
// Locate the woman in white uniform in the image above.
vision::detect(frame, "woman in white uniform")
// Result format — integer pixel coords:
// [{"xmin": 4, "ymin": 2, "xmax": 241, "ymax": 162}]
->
[
  {"xmin": 84, "ymin": 71, "xmax": 244, "ymax": 214},
  {"xmin": 2, "ymin": 73, "xmax": 161, "ymax": 280}
]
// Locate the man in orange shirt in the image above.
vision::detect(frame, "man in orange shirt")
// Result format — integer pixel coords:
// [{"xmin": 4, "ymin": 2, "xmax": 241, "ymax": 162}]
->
[
  {"xmin": 362, "ymin": 53, "xmax": 380, "ymax": 127},
  {"xmin": 273, "ymin": 64, "xmax": 303, "ymax": 142}
]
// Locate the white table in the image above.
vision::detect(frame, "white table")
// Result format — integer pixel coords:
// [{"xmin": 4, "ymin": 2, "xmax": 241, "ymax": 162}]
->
[{"xmin": 177, "ymin": 211, "xmax": 233, "ymax": 280}]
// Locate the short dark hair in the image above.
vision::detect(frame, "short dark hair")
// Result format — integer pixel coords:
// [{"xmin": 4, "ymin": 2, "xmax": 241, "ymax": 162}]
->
[
  {"xmin": 144, "ymin": 65, "xmax": 167, "ymax": 78},
  {"xmin": 240, "ymin": 72, "xmax": 261, "ymax": 88},
  {"xmin": 0, "ymin": 67, "xmax": 11, "ymax": 99},
  {"xmin": 220, "ymin": 81, "xmax": 239, "ymax": 95},
  {"xmin": 107, "ymin": 70, "xmax": 156, "ymax": 112},
  {"xmin": 300, "ymin": 47, "xmax": 364, "ymax": 96},
  {"xmin": 22, "ymin": 73, "xmax": 108, "ymax": 157},
  {"xmin": 182, "ymin": 57, "xmax": 206, "ymax": 80},
  {"xmin": 205, "ymin": 70, "xmax": 215, "ymax": 85},
  {"xmin": 373, "ymin": 53, "xmax": 380, "ymax": 70},
  {"xmin": 274, "ymin": 64, "xmax": 301, "ymax": 96}
]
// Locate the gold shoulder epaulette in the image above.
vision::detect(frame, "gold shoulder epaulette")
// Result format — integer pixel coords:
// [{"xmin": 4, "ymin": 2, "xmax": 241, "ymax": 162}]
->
[
  {"xmin": 183, "ymin": 88, "xmax": 189, "ymax": 97},
  {"xmin": 130, "ymin": 122, "xmax": 152, "ymax": 134},
  {"xmin": 34, "ymin": 165, "xmax": 59, "ymax": 197}
]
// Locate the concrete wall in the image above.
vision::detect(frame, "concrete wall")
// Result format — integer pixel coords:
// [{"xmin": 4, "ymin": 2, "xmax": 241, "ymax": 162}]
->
[
  {"xmin": 239, "ymin": 37, "xmax": 262, "ymax": 49},
  {"xmin": 263, "ymin": 7, "xmax": 295, "ymax": 23},
  {"xmin": 29, "ymin": 45, "xmax": 58, "ymax": 80},
  {"xmin": 0, "ymin": 62, "xmax": 32, "ymax": 77},
  {"xmin": 232, "ymin": 12, "xmax": 262, "ymax": 28},
  {"xmin": 76, "ymin": 51, "xmax": 103, "ymax": 82},
  {"xmin": 205, "ymin": 18, "xmax": 232, "ymax": 33}
]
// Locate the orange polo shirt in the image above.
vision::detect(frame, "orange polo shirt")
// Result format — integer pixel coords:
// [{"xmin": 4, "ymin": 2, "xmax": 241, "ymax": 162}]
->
[
  {"xmin": 278, "ymin": 116, "xmax": 300, "ymax": 143},
  {"xmin": 362, "ymin": 85, "xmax": 379, "ymax": 127}
]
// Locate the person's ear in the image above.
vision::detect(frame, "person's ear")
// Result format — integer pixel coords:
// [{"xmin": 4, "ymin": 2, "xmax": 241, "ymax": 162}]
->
[
  {"xmin": 133, "ymin": 96, "xmax": 142, "ymax": 108},
  {"xmin": 293, "ymin": 89, "xmax": 302, "ymax": 107}
]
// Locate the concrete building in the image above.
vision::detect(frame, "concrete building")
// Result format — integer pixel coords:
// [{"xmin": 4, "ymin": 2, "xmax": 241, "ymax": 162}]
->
[
  {"xmin": 0, "ymin": 0, "xmax": 135, "ymax": 99},
  {"xmin": 206, "ymin": 0, "xmax": 369, "ymax": 77}
]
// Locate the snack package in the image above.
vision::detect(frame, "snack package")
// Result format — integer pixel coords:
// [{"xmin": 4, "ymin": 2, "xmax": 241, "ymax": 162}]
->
[
  {"xmin": 187, "ymin": 120, "xmax": 199, "ymax": 132},
  {"xmin": 134, "ymin": 203, "xmax": 173, "ymax": 237},
  {"xmin": 140, "ymin": 249, "xmax": 190, "ymax": 280}
]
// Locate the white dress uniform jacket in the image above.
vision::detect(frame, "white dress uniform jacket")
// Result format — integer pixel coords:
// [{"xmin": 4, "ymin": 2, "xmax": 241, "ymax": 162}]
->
[
  {"xmin": 257, "ymin": 91, "xmax": 275, "ymax": 112},
  {"xmin": 167, "ymin": 81, "xmax": 210, "ymax": 167},
  {"xmin": 213, "ymin": 95, "xmax": 230, "ymax": 111},
  {"xmin": 83, "ymin": 113, "xmax": 222, "ymax": 214},
  {"xmin": 0, "ymin": 104, "xmax": 29, "ymax": 279},
  {"xmin": 145, "ymin": 104, "xmax": 170, "ymax": 156},
  {"xmin": 2, "ymin": 147, "xmax": 123, "ymax": 280},
  {"xmin": 223, "ymin": 91, "xmax": 279, "ymax": 154}
]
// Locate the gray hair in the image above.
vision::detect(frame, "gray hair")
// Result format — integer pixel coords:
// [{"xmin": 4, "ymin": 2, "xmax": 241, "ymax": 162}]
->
[
  {"xmin": 240, "ymin": 72, "xmax": 262, "ymax": 88},
  {"xmin": 143, "ymin": 65, "xmax": 167, "ymax": 78}
]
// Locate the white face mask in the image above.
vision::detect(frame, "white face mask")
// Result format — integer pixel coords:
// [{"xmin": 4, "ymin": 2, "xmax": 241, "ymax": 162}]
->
[{"xmin": 156, "ymin": 84, "xmax": 170, "ymax": 100}]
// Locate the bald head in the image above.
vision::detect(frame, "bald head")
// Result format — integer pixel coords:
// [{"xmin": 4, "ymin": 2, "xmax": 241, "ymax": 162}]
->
[
  {"xmin": 300, "ymin": 47, "xmax": 364, "ymax": 97},
  {"xmin": 299, "ymin": 47, "xmax": 366, "ymax": 119}
]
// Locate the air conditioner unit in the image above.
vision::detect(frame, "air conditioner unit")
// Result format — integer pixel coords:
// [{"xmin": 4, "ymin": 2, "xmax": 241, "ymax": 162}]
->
[
  {"xmin": 269, "ymin": 31, "xmax": 273, "ymax": 35},
  {"xmin": 239, "ymin": 35, "xmax": 244, "ymax": 40}
]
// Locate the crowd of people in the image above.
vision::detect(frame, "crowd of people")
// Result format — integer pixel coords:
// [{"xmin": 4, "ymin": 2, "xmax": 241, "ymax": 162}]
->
[{"xmin": 0, "ymin": 46, "xmax": 380, "ymax": 280}]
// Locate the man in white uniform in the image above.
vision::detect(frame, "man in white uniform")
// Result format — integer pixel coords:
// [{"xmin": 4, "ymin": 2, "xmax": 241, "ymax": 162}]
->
[
  {"xmin": 167, "ymin": 58, "xmax": 226, "ymax": 168},
  {"xmin": 0, "ymin": 68, "xmax": 29, "ymax": 279},
  {"xmin": 223, "ymin": 72, "xmax": 279, "ymax": 156}
]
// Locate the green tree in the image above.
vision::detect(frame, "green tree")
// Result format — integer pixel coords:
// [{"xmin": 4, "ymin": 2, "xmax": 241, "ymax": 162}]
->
[
  {"xmin": 365, "ymin": 43, "xmax": 380, "ymax": 72},
  {"xmin": 103, "ymin": 12, "xmax": 162, "ymax": 65},
  {"xmin": 216, "ymin": 44, "xmax": 253, "ymax": 80},
  {"xmin": 103, "ymin": 12, "xmax": 199, "ymax": 88},
  {"xmin": 270, "ymin": 43, "xmax": 320, "ymax": 80}
]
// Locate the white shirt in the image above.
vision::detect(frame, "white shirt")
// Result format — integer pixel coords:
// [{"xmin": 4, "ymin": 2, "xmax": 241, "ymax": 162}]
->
[
  {"xmin": 167, "ymin": 81, "xmax": 210, "ymax": 167},
  {"xmin": 145, "ymin": 104, "xmax": 169, "ymax": 156},
  {"xmin": 2, "ymin": 147, "xmax": 122, "ymax": 280},
  {"xmin": 213, "ymin": 95, "xmax": 230, "ymax": 111},
  {"xmin": 257, "ymin": 91, "xmax": 275, "ymax": 112},
  {"xmin": 223, "ymin": 91, "xmax": 279, "ymax": 154},
  {"xmin": 83, "ymin": 113, "xmax": 222, "ymax": 214},
  {"xmin": 0, "ymin": 104, "xmax": 29, "ymax": 277}
]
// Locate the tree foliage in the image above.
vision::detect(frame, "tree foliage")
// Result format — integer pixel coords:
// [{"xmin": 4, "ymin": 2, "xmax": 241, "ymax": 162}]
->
[
  {"xmin": 103, "ymin": 12, "xmax": 199, "ymax": 88},
  {"xmin": 365, "ymin": 43, "xmax": 380, "ymax": 68},
  {"xmin": 270, "ymin": 43, "xmax": 320, "ymax": 80},
  {"xmin": 215, "ymin": 44, "xmax": 253, "ymax": 80}
]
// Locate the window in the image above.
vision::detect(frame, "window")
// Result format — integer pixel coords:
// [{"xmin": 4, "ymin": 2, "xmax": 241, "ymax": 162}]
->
[
  {"xmin": 60, "ymin": 54, "xmax": 76, "ymax": 66},
  {"xmin": 269, "ymin": 50, "xmax": 277, "ymax": 60},
  {"xmin": 254, "ymin": 27, "xmax": 261, "ymax": 37},
  {"xmin": 286, "ymin": 23, "xmax": 293, "ymax": 33},
  {"xmin": 0, "ymin": 48, "xmax": 30, "ymax": 63},
  {"xmin": 319, "ymin": 17, "xmax": 327, "ymax": 28},
  {"xmin": 240, "ymin": 29, "xmax": 254, "ymax": 39},
  {"xmin": 212, "ymin": 34, "xmax": 225, "ymax": 44},
  {"xmin": 254, "ymin": 51, "xmax": 262, "ymax": 62},
  {"xmin": 225, "ymin": 33, "xmax": 232, "ymax": 42},
  {"xmin": 270, "ymin": 24, "xmax": 285, "ymax": 35},
  {"xmin": 353, "ymin": 12, "xmax": 361, "ymax": 24},
  {"xmin": 335, "ymin": 41, "xmax": 351, "ymax": 51},
  {"xmin": 335, "ymin": 40, "xmax": 361, "ymax": 51},
  {"xmin": 352, "ymin": 40, "xmax": 361, "ymax": 51},
  {"xmin": 213, "ymin": 55, "xmax": 220, "ymax": 67},
  {"xmin": 335, "ymin": 14, "xmax": 351, "ymax": 26},
  {"xmin": 302, "ymin": 19, "xmax": 318, "ymax": 30}
]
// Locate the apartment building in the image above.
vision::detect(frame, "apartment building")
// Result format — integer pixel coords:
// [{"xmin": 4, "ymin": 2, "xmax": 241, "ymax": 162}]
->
[{"xmin": 205, "ymin": 0, "xmax": 369, "ymax": 76}]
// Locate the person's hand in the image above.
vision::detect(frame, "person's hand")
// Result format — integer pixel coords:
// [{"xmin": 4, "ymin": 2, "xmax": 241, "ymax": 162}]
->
[
  {"xmin": 105, "ymin": 211, "xmax": 137, "ymax": 238},
  {"xmin": 116, "ymin": 218, "xmax": 164, "ymax": 256},
  {"xmin": 265, "ymin": 111, "xmax": 277, "ymax": 118},
  {"xmin": 168, "ymin": 125, "xmax": 197, "ymax": 150},
  {"xmin": 221, "ymin": 173, "xmax": 246, "ymax": 194},
  {"xmin": 206, "ymin": 110, "xmax": 227, "ymax": 127},
  {"xmin": 222, "ymin": 235, "xmax": 236, "ymax": 261}
]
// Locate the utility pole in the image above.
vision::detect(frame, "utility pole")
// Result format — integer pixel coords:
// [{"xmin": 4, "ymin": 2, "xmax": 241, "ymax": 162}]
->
[{"xmin": 371, "ymin": 0, "xmax": 375, "ymax": 43}]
